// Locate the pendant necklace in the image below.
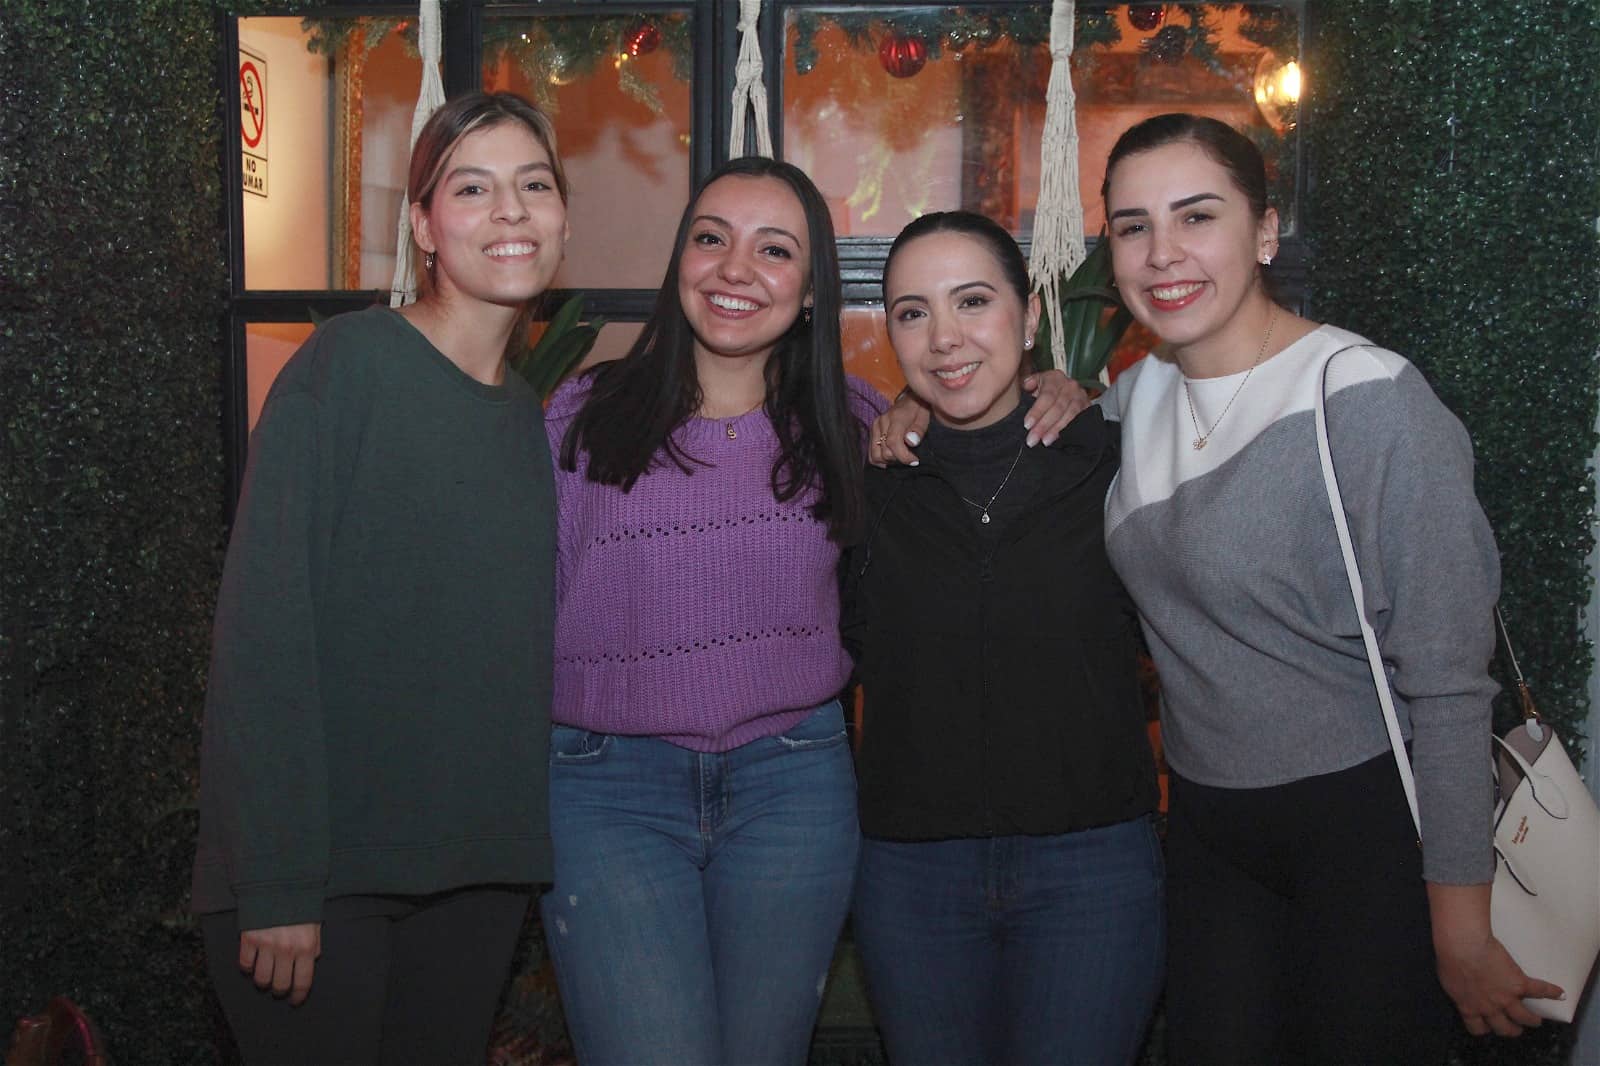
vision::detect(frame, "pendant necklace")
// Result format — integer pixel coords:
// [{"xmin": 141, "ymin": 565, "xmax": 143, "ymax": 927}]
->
[
  {"xmin": 1183, "ymin": 306, "xmax": 1279, "ymax": 451},
  {"xmin": 957, "ymin": 439, "xmax": 1027, "ymax": 525},
  {"xmin": 702, "ymin": 398, "xmax": 764, "ymax": 440}
]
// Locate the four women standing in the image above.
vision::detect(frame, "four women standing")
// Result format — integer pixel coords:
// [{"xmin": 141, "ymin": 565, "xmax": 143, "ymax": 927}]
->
[{"xmin": 197, "ymin": 84, "xmax": 1556, "ymax": 1065}]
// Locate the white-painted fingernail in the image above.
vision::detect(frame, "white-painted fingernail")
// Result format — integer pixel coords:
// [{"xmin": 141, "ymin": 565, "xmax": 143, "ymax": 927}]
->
[
  {"xmin": 1023, "ymin": 417, "xmax": 1036, "ymax": 430},
  {"xmin": 908, "ymin": 459, "xmax": 919, "ymax": 467},
  {"xmin": 905, "ymin": 432, "xmax": 921, "ymax": 446}
]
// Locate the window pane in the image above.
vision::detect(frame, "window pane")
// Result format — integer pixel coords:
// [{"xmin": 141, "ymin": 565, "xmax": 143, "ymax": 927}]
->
[
  {"xmin": 842, "ymin": 307, "xmax": 901, "ymax": 402},
  {"xmin": 526, "ymin": 320, "xmax": 645, "ymax": 386},
  {"xmin": 248, "ymin": 318, "xmax": 639, "ymax": 435},
  {"xmin": 245, "ymin": 322, "xmax": 316, "ymax": 431},
  {"xmin": 783, "ymin": 4, "xmax": 1301, "ymax": 239},
  {"xmin": 483, "ymin": 12, "xmax": 694, "ymax": 290},
  {"xmin": 576, "ymin": 321, "xmax": 645, "ymax": 374},
  {"xmin": 239, "ymin": 17, "xmax": 423, "ymax": 290}
]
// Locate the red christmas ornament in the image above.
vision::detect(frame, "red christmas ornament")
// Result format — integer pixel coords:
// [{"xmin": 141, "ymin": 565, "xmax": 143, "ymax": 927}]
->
[
  {"xmin": 877, "ymin": 32, "xmax": 928, "ymax": 79},
  {"xmin": 624, "ymin": 21, "xmax": 661, "ymax": 58},
  {"xmin": 1128, "ymin": 4, "xmax": 1165, "ymax": 32}
]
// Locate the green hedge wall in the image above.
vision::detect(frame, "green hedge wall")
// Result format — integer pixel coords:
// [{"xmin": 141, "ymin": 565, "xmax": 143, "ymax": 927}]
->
[
  {"xmin": 1, "ymin": 1, "xmax": 229, "ymax": 1061},
  {"xmin": 2, "ymin": 2, "xmax": 1596, "ymax": 1063},
  {"xmin": 1308, "ymin": 6, "xmax": 1599, "ymax": 750},
  {"xmin": 1307, "ymin": 2, "xmax": 1599, "ymax": 1056}
]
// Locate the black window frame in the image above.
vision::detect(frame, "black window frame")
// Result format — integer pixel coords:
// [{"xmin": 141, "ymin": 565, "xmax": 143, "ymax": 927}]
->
[
  {"xmin": 220, "ymin": 0, "xmax": 1310, "ymax": 509},
  {"xmin": 757, "ymin": 0, "xmax": 1309, "ymax": 304}
]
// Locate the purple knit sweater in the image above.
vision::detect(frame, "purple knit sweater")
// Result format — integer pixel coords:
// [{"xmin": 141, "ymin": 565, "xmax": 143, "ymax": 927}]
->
[{"xmin": 545, "ymin": 374, "xmax": 886, "ymax": 752}]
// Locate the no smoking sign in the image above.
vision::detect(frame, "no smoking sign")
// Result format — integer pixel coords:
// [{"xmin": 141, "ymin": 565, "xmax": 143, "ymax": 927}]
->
[{"xmin": 240, "ymin": 47, "xmax": 268, "ymax": 197}]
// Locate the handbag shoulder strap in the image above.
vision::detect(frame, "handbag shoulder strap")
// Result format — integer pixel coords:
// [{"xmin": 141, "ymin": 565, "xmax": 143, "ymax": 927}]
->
[{"xmin": 1312, "ymin": 345, "xmax": 1423, "ymax": 836}]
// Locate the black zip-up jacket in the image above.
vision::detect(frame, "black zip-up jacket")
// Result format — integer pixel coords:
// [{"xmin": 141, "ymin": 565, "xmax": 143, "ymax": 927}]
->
[{"xmin": 842, "ymin": 406, "xmax": 1158, "ymax": 841}]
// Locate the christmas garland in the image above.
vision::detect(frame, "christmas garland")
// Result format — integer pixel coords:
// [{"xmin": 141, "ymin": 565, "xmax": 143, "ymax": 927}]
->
[
  {"xmin": 790, "ymin": 4, "xmax": 1292, "ymax": 80},
  {"xmin": 300, "ymin": 6, "xmax": 1292, "ymax": 96},
  {"xmin": 304, "ymin": 13, "xmax": 693, "ymax": 115}
]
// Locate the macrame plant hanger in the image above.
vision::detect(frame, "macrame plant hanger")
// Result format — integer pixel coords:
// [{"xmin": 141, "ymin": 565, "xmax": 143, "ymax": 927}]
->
[
  {"xmin": 728, "ymin": 0, "xmax": 772, "ymax": 157},
  {"xmin": 1026, "ymin": 0, "xmax": 1087, "ymax": 374},
  {"xmin": 389, "ymin": 0, "xmax": 447, "ymax": 308}
]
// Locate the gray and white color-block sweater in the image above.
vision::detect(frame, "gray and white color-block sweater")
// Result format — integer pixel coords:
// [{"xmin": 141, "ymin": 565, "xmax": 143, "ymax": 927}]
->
[{"xmin": 1101, "ymin": 324, "xmax": 1498, "ymax": 884}]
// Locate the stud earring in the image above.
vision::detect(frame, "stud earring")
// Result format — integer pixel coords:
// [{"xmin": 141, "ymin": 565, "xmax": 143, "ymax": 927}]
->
[
  {"xmin": 1024, "ymin": 337, "xmax": 1033, "ymax": 349},
  {"xmin": 1260, "ymin": 254, "xmax": 1273, "ymax": 267},
  {"xmin": 424, "ymin": 251, "xmax": 436, "ymax": 270},
  {"xmin": 802, "ymin": 306, "xmax": 813, "ymax": 324}
]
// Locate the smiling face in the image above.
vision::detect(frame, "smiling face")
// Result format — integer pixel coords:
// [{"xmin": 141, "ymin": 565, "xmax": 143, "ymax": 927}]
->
[
  {"xmin": 676, "ymin": 174, "xmax": 813, "ymax": 372},
  {"xmin": 411, "ymin": 120, "xmax": 569, "ymax": 314},
  {"xmin": 1105, "ymin": 140, "xmax": 1278, "ymax": 370},
  {"xmin": 885, "ymin": 230, "xmax": 1040, "ymax": 431}
]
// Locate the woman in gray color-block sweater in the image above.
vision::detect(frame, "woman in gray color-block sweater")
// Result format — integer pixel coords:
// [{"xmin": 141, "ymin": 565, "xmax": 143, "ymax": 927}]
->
[
  {"xmin": 1097, "ymin": 113, "xmax": 1562, "ymax": 1062},
  {"xmin": 193, "ymin": 92, "xmax": 567, "ymax": 1064}
]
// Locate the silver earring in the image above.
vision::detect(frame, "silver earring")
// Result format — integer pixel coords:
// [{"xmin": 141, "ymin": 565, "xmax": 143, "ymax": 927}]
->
[
  {"xmin": 424, "ymin": 251, "xmax": 436, "ymax": 270},
  {"xmin": 1024, "ymin": 337, "xmax": 1033, "ymax": 349},
  {"xmin": 1261, "ymin": 254, "xmax": 1273, "ymax": 266},
  {"xmin": 802, "ymin": 306, "xmax": 813, "ymax": 324}
]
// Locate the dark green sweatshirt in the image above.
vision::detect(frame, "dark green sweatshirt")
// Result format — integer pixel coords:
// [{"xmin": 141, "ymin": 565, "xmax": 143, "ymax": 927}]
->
[{"xmin": 191, "ymin": 306, "xmax": 555, "ymax": 930}]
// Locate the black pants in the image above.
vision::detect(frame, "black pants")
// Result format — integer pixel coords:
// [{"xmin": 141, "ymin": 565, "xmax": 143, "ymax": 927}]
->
[
  {"xmin": 202, "ymin": 885, "xmax": 530, "ymax": 1066},
  {"xmin": 1164, "ymin": 753, "xmax": 1454, "ymax": 1066}
]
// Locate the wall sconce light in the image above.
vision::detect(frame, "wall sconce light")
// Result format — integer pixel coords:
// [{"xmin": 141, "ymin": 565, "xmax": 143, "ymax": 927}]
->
[{"xmin": 1254, "ymin": 52, "xmax": 1301, "ymax": 132}]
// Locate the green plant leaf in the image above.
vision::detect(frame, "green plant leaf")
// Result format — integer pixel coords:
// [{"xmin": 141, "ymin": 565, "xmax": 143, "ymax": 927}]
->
[
  {"xmin": 1032, "ymin": 240, "xmax": 1131, "ymax": 383},
  {"xmin": 513, "ymin": 295, "xmax": 607, "ymax": 399}
]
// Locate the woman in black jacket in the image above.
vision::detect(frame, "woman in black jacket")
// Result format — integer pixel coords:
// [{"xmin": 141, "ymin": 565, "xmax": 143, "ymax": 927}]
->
[{"xmin": 843, "ymin": 212, "xmax": 1163, "ymax": 1066}]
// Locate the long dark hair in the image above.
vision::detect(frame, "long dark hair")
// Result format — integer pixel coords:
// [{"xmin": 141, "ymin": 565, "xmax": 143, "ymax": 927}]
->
[{"xmin": 560, "ymin": 156, "xmax": 864, "ymax": 542}]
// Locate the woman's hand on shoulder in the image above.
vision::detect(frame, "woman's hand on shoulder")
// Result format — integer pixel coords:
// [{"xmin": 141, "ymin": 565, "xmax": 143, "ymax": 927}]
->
[
  {"xmin": 867, "ymin": 369, "xmax": 1093, "ymax": 467},
  {"xmin": 869, "ymin": 389, "xmax": 930, "ymax": 468},
  {"xmin": 1020, "ymin": 369, "xmax": 1091, "ymax": 447},
  {"xmin": 1427, "ymin": 882, "xmax": 1563, "ymax": 1036}
]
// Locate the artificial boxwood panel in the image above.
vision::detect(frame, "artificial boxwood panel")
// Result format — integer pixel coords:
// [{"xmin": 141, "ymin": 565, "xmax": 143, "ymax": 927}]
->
[
  {"xmin": 1, "ymin": 1, "xmax": 1596, "ymax": 1063},
  {"xmin": 1, "ymin": 1, "xmax": 230, "ymax": 1061},
  {"xmin": 1307, "ymin": 2, "xmax": 1599, "ymax": 1056},
  {"xmin": 1308, "ymin": 5, "xmax": 1599, "ymax": 746}
]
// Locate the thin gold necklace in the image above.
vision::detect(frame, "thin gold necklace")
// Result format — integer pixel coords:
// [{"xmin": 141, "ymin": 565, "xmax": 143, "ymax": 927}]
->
[
  {"xmin": 957, "ymin": 439, "xmax": 1027, "ymax": 525},
  {"xmin": 1183, "ymin": 306, "xmax": 1279, "ymax": 451},
  {"xmin": 701, "ymin": 398, "xmax": 765, "ymax": 440}
]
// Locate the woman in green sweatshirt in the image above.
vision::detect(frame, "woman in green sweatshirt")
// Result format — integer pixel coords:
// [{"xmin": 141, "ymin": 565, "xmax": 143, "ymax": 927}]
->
[{"xmin": 191, "ymin": 91, "xmax": 566, "ymax": 1064}]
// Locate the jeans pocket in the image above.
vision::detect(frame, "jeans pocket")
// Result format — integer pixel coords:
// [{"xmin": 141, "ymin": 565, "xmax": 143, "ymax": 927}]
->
[
  {"xmin": 1139, "ymin": 814, "xmax": 1167, "ymax": 886},
  {"xmin": 775, "ymin": 700, "xmax": 848, "ymax": 751},
  {"xmin": 550, "ymin": 725, "xmax": 613, "ymax": 764}
]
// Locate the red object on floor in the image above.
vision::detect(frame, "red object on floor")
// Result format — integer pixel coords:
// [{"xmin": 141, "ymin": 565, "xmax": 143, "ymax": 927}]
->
[{"xmin": 5, "ymin": 996, "xmax": 107, "ymax": 1066}]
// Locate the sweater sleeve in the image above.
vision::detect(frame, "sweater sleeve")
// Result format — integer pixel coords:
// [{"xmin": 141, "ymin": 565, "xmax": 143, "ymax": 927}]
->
[
  {"xmin": 200, "ymin": 386, "xmax": 331, "ymax": 929},
  {"xmin": 543, "ymin": 376, "xmax": 592, "ymax": 611},
  {"xmin": 847, "ymin": 375, "xmax": 890, "ymax": 431},
  {"xmin": 1327, "ymin": 358, "xmax": 1498, "ymax": 885}
]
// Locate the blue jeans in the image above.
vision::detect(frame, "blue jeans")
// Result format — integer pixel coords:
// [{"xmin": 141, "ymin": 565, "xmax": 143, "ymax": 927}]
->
[
  {"xmin": 540, "ymin": 700, "xmax": 860, "ymax": 1066},
  {"xmin": 853, "ymin": 818, "xmax": 1165, "ymax": 1066}
]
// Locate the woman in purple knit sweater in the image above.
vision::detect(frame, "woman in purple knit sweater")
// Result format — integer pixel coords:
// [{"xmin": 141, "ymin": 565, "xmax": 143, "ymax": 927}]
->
[{"xmin": 538, "ymin": 156, "xmax": 881, "ymax": 1065}]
